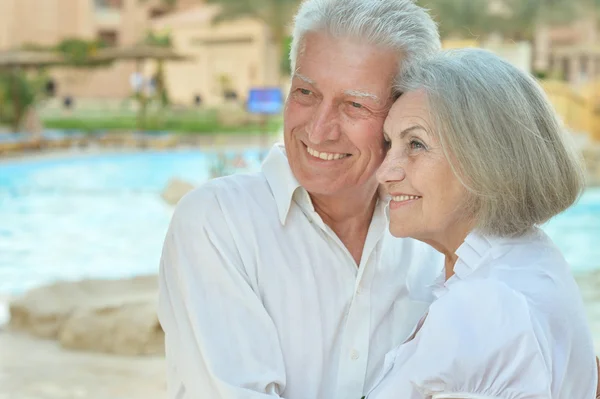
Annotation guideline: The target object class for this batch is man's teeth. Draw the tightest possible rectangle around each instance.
[392,195,420,202]
[306,146,347,160]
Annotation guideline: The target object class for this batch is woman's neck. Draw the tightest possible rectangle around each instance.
[422,222,474,281]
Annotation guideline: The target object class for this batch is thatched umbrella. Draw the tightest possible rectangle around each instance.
[93,45,190,64]
[0,50,67,133]
[92,45,192,130]
[0,50,66,69]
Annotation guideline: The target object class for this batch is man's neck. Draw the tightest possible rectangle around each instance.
[310,184,380,266]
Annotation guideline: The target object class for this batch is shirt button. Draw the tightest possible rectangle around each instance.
[356,285,365,295]
[350,349,360,360]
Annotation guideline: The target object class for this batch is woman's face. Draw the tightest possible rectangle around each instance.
[376,89,472,246]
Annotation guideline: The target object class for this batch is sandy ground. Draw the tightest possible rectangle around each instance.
[1,283,598,399]
[0,330,166,399]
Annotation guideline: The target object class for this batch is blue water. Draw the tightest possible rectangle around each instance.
[0,150,598,296]
[0,150,264,296]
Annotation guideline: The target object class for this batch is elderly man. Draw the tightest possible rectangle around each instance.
[157,0,599,398]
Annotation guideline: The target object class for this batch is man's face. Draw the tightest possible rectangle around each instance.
[283,32,398,197]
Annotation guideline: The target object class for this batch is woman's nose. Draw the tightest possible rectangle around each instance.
[377,152,406,185]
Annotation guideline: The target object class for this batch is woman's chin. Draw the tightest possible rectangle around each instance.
[389,226,416,239]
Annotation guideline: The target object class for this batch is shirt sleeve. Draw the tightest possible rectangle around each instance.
[408,280,553,399]
[157,185,287,398]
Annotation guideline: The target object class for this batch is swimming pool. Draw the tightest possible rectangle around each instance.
[0,150,598,296]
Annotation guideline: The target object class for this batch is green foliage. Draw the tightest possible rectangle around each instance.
[55,38,109,67]
[496,0,579,41]
[144,30,172,48]
[0,71,37,130]
[533,69,548,79]
[140,0,177,7]
[420,0,496,39]
[281,36,293,76]
[43,110,282,134]
[419,0,583,41]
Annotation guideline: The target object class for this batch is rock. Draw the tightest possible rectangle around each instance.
[161,177,195,205]
[8,276,161,355]
[59,298,164,356]
[0,296,10,328]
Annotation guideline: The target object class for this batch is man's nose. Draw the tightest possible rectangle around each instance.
[306,102,341,144]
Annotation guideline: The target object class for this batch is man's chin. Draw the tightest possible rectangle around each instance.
[299,179,344,197]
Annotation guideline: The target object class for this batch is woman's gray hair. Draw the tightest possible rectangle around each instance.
[396,48,586,237]
[290,0,441,77]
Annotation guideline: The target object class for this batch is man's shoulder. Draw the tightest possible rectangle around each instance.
[173,171,273,222]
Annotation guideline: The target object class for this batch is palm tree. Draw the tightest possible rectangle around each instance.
[419,0,497,40]
[494,0,580,42]
[421,0,581,42]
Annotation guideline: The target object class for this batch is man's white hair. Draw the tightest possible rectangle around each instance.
[290,0,441,78]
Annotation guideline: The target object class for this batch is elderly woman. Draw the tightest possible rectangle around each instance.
[368,48,598,399]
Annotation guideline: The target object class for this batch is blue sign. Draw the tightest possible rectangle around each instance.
[247,87,284,115]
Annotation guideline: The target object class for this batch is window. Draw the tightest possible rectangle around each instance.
[98,30,119,47]
[94,0,123,10]
[149,8,169,19]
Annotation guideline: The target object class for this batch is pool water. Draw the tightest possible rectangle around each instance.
[0,150,598,296]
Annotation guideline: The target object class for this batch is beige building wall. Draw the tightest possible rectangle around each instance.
[153,6,280,106]
[0,0,95,49]
[55,0,175,99]
[0,0,279,103]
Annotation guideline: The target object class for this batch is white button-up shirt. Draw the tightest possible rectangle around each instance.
[157,144,443,399]
[367,230,598,399]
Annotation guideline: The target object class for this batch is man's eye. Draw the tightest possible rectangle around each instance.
[350,102,363,108]
[299,88,312,95]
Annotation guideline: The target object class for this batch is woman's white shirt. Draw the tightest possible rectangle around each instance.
[367,229,597,399]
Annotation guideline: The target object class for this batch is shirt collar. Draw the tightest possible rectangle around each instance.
[262,143,304,225]
[431,228,545,299]
[427,231,494,299]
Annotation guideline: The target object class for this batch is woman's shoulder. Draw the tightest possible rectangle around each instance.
[427,278,537,336]
[457,229,580,310]
[367,279,554,399]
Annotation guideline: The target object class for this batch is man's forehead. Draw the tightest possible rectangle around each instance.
[293,72,387,104]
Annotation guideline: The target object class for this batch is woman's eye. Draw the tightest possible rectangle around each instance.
[410,140,425,150]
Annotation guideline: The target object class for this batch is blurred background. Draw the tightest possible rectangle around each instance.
[0,0,599,398]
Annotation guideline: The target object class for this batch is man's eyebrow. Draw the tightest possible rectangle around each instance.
[293,73,316,86]
[344,89,381,104]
